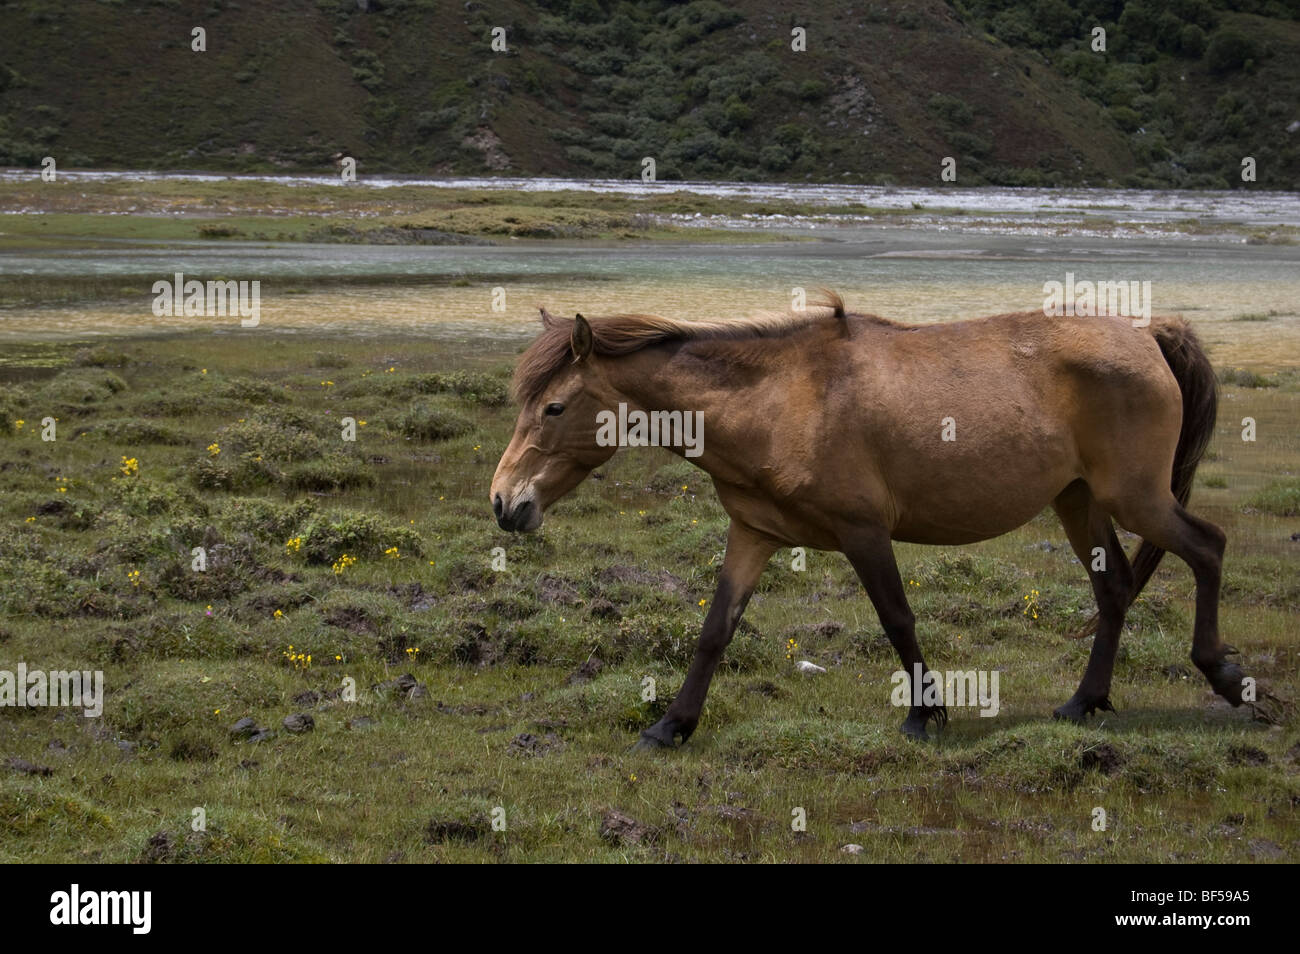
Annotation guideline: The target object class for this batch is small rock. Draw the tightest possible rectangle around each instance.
[795,660,827,674]
[841,843,865,855]
[283,713,314,734]
[292,689,321,706]
[375,673,421,696]
[247,729,275,743]
[229,717,260,739]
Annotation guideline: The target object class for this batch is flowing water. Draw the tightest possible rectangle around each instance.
[2,174,1298,369]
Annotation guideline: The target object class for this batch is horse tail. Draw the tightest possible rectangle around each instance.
[1069,317,1218,639]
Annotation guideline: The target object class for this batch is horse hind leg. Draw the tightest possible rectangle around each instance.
[1102,489,1253,708]
[1051,481,1134,722]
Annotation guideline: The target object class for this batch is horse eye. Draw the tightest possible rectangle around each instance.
[544,402,565,417]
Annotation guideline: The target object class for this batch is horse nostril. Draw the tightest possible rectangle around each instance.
[493,494,503,519]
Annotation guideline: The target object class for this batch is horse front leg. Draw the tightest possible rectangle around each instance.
[636,521,777,749]
[844,531,947,739]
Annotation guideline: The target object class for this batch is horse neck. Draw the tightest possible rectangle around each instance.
[596,342,760,483]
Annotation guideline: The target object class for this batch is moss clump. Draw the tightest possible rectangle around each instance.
[285,454,376,492]
[298,511,423,564]
[397,402,473,442]
[76,417,188,445]
[36,368,128,408]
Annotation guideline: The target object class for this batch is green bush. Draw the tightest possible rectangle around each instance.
[221,497,319,541]
[76,418,188,445]
[928,93,974,127]
[298,511,423,564]
[109,476,209,518]
[193,453,281,492]
[1180,23,1207,58]
[397,402,473,442]
[427,370,508,406]
[216,414,329,461]
[37,369,128,408]
[1205,29,1257,74]
[218,378,288,404]
[797,80,826,101]
[285,454,376,492]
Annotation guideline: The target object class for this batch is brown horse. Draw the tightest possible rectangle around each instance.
[490,293,1255,747]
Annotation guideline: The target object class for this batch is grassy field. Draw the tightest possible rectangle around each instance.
[0,327,1296,863]
[0,175,826,257]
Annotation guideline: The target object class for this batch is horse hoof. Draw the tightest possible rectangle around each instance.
[900,721,929,741]
[634,723,679,751]
[1052,705,1086,724]
[1053,694,1115,723]
[1208,661,1248,706]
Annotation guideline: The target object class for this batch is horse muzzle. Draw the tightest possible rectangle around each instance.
[492,492,542,533]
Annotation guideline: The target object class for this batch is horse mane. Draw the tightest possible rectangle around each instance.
[513,291,885,404]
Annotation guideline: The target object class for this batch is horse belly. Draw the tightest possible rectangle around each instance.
[892,501,1051,545]
[887,458,1074,545]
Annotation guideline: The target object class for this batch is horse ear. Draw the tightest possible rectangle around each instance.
[539,307,555,327]
[571,313,594,363]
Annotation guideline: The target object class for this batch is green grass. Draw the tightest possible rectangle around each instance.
[1245,478,1300,517]
[1218,367,1280,389]
[0,333,1297,863]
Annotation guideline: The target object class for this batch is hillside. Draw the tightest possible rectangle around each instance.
[1,0,1297,188]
